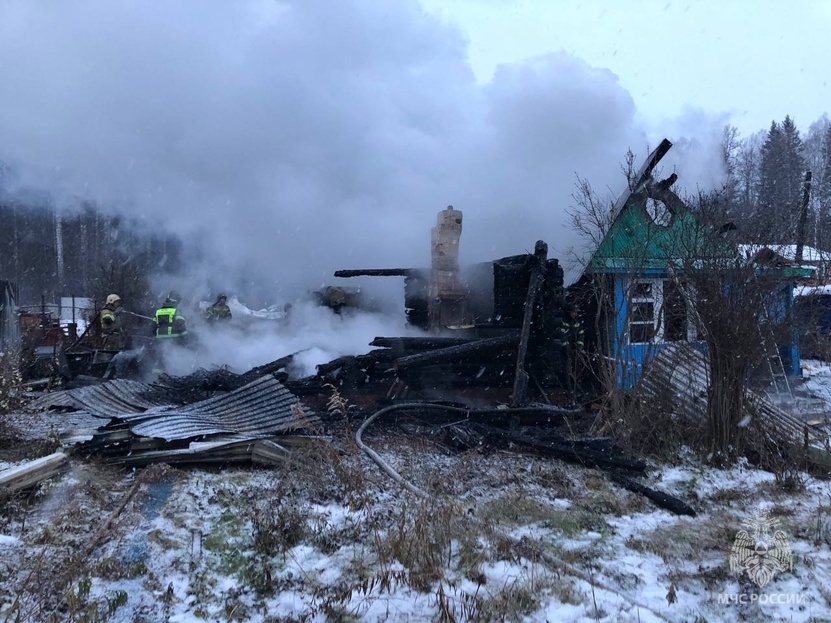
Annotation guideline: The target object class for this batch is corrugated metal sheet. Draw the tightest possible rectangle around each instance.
[639,343,710,424]
[640,342,828,448]
[27,379,171,416]
[113,375,316,441]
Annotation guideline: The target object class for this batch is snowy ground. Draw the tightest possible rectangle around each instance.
[2,368,831,622]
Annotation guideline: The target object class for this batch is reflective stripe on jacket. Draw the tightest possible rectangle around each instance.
[154,306,187,338]
[100,308,118,332]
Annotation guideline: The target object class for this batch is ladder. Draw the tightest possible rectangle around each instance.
[758,309,792,398]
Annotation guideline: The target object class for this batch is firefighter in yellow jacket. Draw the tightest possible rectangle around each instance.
[153,291,188,341]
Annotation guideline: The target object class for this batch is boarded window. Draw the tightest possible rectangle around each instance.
[663,280,688,341]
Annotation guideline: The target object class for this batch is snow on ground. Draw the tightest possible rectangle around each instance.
[2,364,831,621]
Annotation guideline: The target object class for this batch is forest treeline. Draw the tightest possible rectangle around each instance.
[2,113,831,308]
[721,115,831,247]
[0,186,181,309]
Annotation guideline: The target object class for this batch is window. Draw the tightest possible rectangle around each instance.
[629,279,660,343]
[628,278,699,344]
[645,198,672,226]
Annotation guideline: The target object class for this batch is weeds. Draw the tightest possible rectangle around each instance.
[596,380,706,463]
[251,497,308,558]
[380,500,463,592]
[0,350,25,416]
[53,577,128,623]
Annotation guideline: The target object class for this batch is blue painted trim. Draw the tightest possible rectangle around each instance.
[606,274,803,387]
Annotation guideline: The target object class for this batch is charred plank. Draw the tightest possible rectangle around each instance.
[394,333,519,371]
[609,471,697,517]
[334,268,420,278]
[466,422,646,472]
[370,336,476,350]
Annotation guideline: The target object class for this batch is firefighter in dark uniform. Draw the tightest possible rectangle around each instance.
[205,293,232,322]
[150,291,188,374]
[100,293,127,350]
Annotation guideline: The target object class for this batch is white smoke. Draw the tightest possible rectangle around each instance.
[0,0,729,370]
[159,300,416,377]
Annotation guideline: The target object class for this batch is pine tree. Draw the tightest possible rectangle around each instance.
[755,116,806,243]
[800,116,831,248]
[818,124,831,247]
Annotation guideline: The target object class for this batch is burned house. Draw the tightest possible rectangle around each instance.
[333,206,571,408]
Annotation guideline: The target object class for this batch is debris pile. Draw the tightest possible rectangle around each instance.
[28,375,319,467]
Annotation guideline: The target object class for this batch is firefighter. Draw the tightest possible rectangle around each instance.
[153,291,188,340]
[205,293,232,322]
[320,286,347,314]
[559,305,585,350]
[100,293,127,350]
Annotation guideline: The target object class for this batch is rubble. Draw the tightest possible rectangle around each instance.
[28,375,319,467]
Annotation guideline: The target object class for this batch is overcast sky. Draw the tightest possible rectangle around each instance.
[422,0,831,138]
[0,0,827,303]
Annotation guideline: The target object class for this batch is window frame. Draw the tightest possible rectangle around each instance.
[628,278,663,344]
[627,277,700,345]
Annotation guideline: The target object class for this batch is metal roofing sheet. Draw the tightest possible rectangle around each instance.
[27,379,171,416]
[120,376,316,441]
[641,343,826,446]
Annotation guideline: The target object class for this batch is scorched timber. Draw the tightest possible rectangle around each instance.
[608,471,697,517]
[511,240,547,407]
[394,333,519,371]
[455,421,647,473]
[370,336,476,350]
[334,268,421,278]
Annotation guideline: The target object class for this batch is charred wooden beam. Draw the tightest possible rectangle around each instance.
[394,333,518,371]
[645,175,687,216]
[635,138,673,190]
[440,420,646,472]
[316,355,359,376]
[489,427,646,472]
[467,405,583,426]
[609,471,697,517]
[243,352,297,379]
[370,336,476,350]
[315,349,398,377]
[334,268,420,278]
[511,240,548,407]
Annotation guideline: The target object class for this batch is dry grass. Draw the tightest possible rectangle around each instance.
[8,376,815,622]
